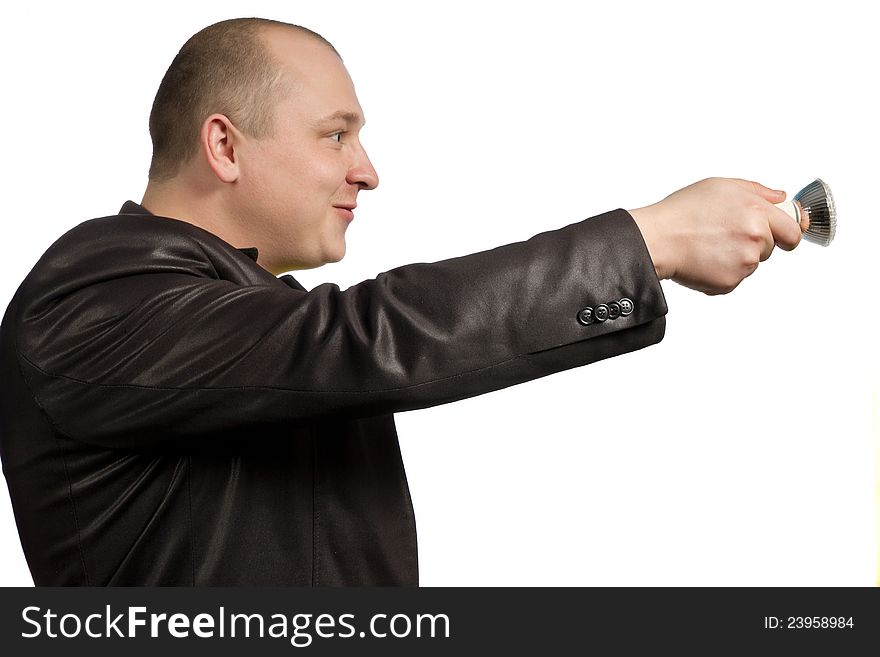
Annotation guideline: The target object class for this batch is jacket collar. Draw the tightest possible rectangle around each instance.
[118,200,306,291]
[119,200,259,263]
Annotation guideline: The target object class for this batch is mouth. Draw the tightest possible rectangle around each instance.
[333,206,355,222]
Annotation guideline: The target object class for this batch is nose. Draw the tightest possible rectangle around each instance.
[347,142,379,191]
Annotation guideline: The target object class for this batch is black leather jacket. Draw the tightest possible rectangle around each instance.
[0,201,667,585]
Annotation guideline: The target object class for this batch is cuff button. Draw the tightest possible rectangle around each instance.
[577,307,595,326]
[594,304,610,322]
[607,301,621,320]
[619,298,634,316]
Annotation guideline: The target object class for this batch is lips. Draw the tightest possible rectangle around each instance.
[334,206,355,221]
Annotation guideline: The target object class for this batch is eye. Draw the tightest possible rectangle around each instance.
[330,131,345,143]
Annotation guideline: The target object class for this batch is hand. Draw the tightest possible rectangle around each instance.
[628,177,803,295]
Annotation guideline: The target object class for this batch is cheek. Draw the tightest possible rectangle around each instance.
[248,140,346,214]
[310,152,346,190]
[285,151,339,198]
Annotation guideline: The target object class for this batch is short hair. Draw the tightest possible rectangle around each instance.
[147,18,340,182]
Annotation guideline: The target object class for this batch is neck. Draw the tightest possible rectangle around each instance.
[140,178,255,255]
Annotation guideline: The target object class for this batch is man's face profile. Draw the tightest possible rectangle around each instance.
[230,27,379,273]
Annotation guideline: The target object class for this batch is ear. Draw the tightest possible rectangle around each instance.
[201,113,240,183]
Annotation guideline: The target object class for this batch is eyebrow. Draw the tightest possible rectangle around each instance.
[312,111,365,127]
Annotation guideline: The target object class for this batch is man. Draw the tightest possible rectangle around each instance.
[0,18,802,586]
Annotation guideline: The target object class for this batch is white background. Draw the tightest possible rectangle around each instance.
[1,0,877,586]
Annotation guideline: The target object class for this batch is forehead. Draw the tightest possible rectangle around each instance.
[263,28,365,125]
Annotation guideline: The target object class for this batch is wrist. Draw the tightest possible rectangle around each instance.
[628,205,673,280]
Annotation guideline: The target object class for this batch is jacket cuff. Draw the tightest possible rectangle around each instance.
[515,208,668,355]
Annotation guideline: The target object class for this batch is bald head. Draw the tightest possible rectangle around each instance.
[141,17,376,275]
[147,18,340,183]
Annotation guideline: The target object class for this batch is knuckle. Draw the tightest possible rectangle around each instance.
[703,176,723,191]
[719,273,742,294]
[744,214,768,241]
[739,246,760,268]
[746,226,764,242]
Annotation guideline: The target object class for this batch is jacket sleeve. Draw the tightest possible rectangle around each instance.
[14,209,667,448]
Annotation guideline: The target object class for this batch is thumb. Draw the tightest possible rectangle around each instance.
[731,178,786,203]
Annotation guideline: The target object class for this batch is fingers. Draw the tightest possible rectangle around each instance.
[768,203,802,251]
[730,177,801,251]
[798,202,811,234]
[730,178,787,204]
[758,235,775,262]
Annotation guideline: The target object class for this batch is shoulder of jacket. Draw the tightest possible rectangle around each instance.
[54,213,225,275]
[28,211,267,290]
[7,212,260,326]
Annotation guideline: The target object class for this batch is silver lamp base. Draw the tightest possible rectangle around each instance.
[776,178,837,246]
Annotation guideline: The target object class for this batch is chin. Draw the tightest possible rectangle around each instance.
[325,242,346,263]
